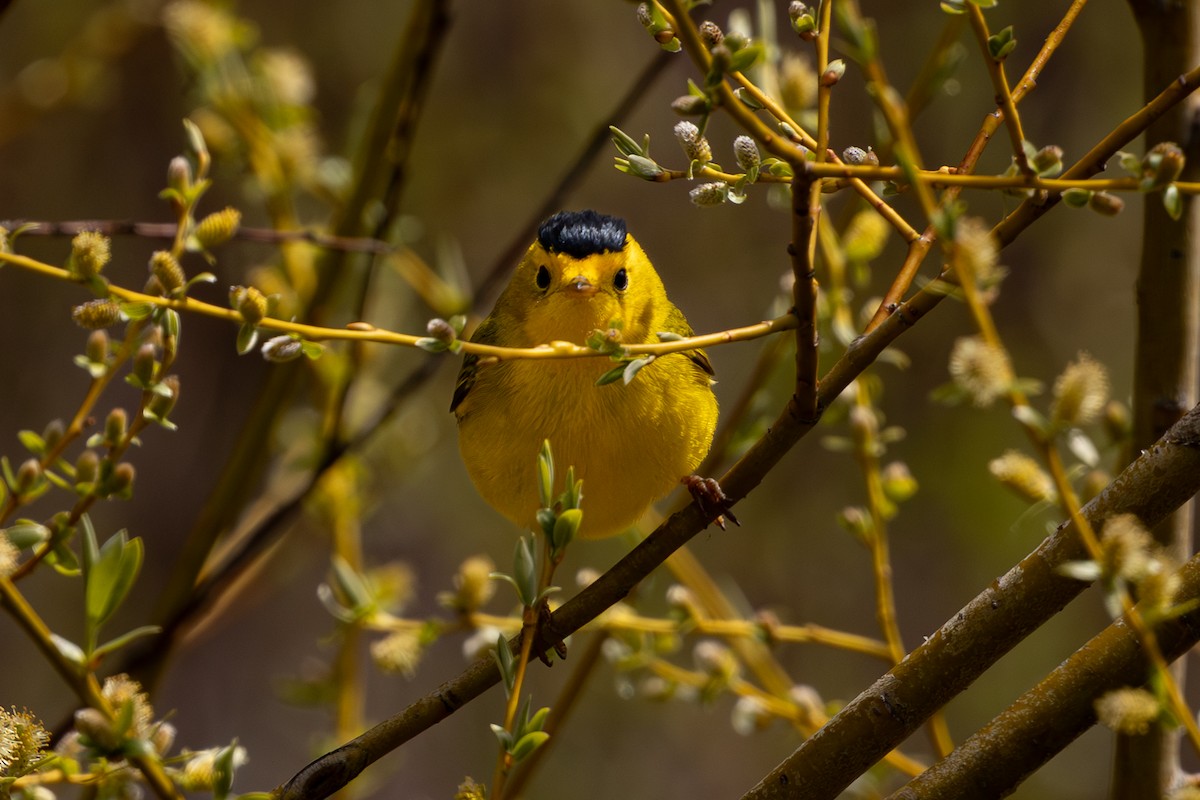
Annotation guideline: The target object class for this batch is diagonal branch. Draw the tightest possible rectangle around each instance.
[738,403,1200,800]
[887,549,1200,798]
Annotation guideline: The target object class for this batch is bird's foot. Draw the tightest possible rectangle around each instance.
[682,475,741,530]
[532,600,568,666]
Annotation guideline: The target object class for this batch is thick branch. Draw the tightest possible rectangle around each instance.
[888,551,1200,799]
[739,403,1200,800]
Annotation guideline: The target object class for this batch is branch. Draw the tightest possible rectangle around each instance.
[738,403,1200,800]
[888,552,1200,798]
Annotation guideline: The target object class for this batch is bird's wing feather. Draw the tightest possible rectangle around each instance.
[662,302,715,377]
[450,313,502,413]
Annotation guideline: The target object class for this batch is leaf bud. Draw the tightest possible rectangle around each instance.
[15,458,42,494]
[104,408,128,446]
[42,419,65,451]
[147,375,181,422]
[623,154,664,181]
[193,206,241,249]
[1030,144,1064,176]
[106,462,136,497]
[671,94,709,116]
[880,461,918,503]
[789,2,817,38]
[132,343,158,385]
[149,250,186,294]
[1144,141,1185,188]
[1088,191,1125,216]
[85,329,110,363]
[426,317,457,344]
[820,59,847,87]
[75,450,100,486]
[167,156,192,194]
[68,230,111,279]
[72,299,123,330]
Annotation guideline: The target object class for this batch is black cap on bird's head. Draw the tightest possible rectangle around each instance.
[538,210,627,259]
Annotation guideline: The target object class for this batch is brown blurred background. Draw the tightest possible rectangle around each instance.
[0,1,1164,797]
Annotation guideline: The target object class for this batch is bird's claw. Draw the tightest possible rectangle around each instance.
[682,475,741,530]
[533,600,568,666]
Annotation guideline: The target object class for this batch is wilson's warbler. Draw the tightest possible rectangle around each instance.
[452,210,728,539]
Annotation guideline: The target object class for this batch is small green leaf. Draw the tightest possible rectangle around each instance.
[1062,188,1092,208]
[18,430,45,455]
[536,440,554,509]
[622,356,655,384]
[51,634,86,667]
[512,536,537,608]
[596,363,627,386]
[527,706,551,732]
[609,126,648,158]
[490,723,514,751]
[329,555,375,617]
[301,340,325,359]
[118,301,154,321]
[509,731,550,762]
[236,323,259,355]
[211,741,241,800]
[85,530,143,645]
[1163,183,1183,221]
[727,43,765,74]
[415,337,449,353]
[91,625,162,662]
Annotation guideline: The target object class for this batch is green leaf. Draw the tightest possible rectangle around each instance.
[329,555,374,616]
[84,529,143,650]
[1163,183,1183,221]
[622,356,655,384]
[211,741,241,800]
[489,724,514,751]
[596,363,627,386]
[18,430,45,455]
[512,536,537,608]
[90,625,162,662]
[509,731,550,762]
[50,634,86,667]
[235,323,259,355]
[536,440,554,509]
[301,340,325,359]
[1062,188,1092,208]
[118,301,154,321]
[609,126,648,158]
[727,43,765,74]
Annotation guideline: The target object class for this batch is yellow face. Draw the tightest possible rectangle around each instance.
[504,235,664,346]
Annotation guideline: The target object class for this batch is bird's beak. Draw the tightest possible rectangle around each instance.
[563,275,597,297]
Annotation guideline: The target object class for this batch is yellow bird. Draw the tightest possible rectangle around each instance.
[451,210,727,539]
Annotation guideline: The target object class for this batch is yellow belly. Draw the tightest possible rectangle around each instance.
[455,354,717,538]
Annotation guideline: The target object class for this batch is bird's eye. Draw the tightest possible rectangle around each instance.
[535,265,551,290]
[613,267,629,292]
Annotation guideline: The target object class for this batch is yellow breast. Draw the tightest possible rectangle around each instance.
[455,352,716,538]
